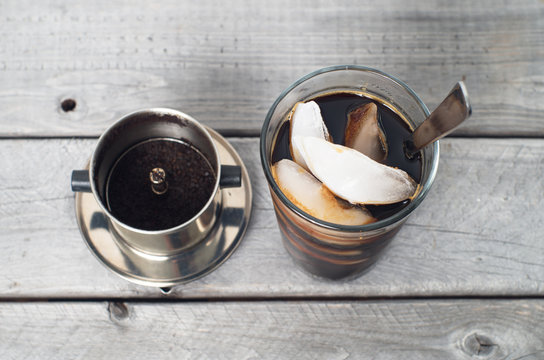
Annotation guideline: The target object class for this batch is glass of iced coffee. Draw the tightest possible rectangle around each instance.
[260,65,439,279]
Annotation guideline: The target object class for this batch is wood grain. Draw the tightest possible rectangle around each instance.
[0,300,543,359]
[0,0,543,137]
[0,137,543,298]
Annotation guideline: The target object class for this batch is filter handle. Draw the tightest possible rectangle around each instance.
[219,165,242,188]
[71,170,92,192]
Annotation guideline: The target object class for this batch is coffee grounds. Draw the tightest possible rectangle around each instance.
[106,139,216,230]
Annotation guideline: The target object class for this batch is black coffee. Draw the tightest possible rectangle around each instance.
[271,91,422,220]
[106,138,216,230]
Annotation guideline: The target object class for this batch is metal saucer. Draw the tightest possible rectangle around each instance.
[75,127,252,288]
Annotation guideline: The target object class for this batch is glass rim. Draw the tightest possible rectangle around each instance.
[260,65,439,233]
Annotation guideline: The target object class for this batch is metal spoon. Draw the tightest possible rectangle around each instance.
[405,81,472,158]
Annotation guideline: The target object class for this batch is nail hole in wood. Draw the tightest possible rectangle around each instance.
[61,98,77,112]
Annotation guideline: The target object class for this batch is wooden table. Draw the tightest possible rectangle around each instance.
[1,1,543,358]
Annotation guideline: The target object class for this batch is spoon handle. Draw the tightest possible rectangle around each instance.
[410,81,472,152]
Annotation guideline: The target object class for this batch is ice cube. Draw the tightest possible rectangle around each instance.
[345,102,388,163]
[294,136,416,205]
[289,101,330,170]
[272,159,375,226]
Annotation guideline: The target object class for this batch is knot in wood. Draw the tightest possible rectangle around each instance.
[462,332,497,357]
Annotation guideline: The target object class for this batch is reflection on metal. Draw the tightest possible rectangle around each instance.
[74,127,252,288]
[150,167,168,195]
[408,81,471,154]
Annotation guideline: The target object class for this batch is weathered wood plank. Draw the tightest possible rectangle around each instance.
[0,300,543,359]
[0,0,543,136]
[0,137,543,298]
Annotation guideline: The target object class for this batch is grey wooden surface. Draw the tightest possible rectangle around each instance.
[1,0,544,358]
[2,300,543,360]
[0,0,543,137]
[1,138,543,298]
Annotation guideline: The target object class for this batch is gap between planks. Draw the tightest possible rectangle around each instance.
[5,133,544,140]
[1,295,543,304]
[0,128,262,140]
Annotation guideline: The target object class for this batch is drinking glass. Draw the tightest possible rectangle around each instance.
[260,65,439,279]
